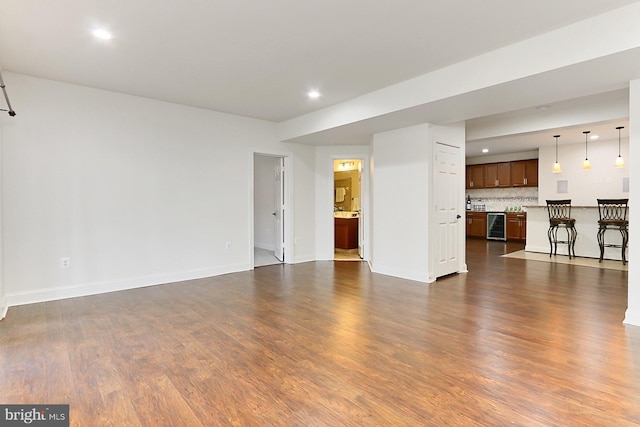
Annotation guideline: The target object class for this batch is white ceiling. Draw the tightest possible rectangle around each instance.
[0,0,638,151]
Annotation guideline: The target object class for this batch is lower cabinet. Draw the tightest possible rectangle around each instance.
[506,213,527,241]
[466,212,487,239]
[335,217,359,249]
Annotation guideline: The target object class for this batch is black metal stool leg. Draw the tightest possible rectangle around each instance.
[597,226,605,263]
[621,227,628,265]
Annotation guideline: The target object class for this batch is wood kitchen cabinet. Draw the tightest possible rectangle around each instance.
[466,165,485,189]
[506,212,527,241]
[466,212,487,239]
[483,162,511,188]
[335,217,359,249]
[510,159,538,187]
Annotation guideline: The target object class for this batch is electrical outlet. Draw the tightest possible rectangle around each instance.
[225,242,231,250]
[60,257,70,268]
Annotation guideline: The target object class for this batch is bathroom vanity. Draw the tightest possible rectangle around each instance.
[334,212,359,249]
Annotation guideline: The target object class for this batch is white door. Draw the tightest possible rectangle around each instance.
[274,158,285,262]
[434,143,460,278]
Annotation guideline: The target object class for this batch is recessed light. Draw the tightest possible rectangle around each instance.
[482,148,489,153]
[536,105,550,111]
[92,28,113,40]
[590,134,599,140]
[307,90,321,99]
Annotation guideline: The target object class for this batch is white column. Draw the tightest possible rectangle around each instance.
[624,80,640,326]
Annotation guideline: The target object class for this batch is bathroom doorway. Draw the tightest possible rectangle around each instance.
[334,159,363,261]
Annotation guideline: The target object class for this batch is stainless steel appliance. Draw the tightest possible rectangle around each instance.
[487,212,507,241]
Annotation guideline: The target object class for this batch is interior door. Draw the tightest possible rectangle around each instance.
[435,143,460,278]
[274,158,284,262]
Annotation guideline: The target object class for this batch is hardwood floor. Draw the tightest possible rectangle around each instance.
[1,240,639,426]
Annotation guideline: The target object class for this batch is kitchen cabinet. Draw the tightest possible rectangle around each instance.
[466,212,487,239]
[466,159,538,189]
[335,217,359,249]
[506,212,527,241]
[510,159,538,187]
[484,162,511,188]
[466,165,485,189]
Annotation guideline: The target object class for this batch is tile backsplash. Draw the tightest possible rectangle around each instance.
[466,187,539,211]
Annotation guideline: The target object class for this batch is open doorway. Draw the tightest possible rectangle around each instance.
[334,159,363,261]
[254,154,285,267]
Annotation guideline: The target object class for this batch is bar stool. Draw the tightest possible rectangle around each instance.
[546,199,577,258]
[597,198,629,265]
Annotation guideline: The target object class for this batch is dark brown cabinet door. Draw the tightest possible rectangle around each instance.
[466,212,487,238]
[484,163,511,188]
[511,159,538,187]
[524,159,538,187]
[506,213,527,241]
[466,165,485,189]
[335,218,359,249]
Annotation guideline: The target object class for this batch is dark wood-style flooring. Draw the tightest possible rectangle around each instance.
[1,240,639,426]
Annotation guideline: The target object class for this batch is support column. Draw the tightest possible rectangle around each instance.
[624,79,640,326]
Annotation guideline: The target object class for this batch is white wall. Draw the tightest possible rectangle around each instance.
[253,155,278,251]
[0,103,4,318]
[314,145,371,261]
[1,72,314,308]
[538,137,629,206]
[284,142,316,263]
[626,80,640,326]
[371,124,431,282]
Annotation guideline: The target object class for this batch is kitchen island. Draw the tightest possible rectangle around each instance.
[525,205,629,261]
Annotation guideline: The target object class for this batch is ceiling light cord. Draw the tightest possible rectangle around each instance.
[552,135,561,173]
[0,71,16,117]
[615,126,624,168]
[582,131,591,170]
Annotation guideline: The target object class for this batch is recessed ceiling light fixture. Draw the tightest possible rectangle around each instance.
[482,148,489,153]
[590,134,599,140]
[92,28,113,40]
[307,90,321,99]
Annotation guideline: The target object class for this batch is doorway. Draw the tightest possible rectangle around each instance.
[253,154,285,267]
[333,159,363,261]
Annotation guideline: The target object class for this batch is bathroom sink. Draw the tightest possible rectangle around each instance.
[334,211,359,218]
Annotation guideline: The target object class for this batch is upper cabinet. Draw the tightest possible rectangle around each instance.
[466,165,484,188]
[466,159,538,189]
[510,159,538,187]
[484,162,511,188]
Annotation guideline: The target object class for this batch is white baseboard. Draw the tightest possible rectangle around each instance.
[370,264,430,283]
[5,263,251,309]
[293,253,316,264]
[0,297,7,320]
[624,309,640,327]
[254,242,275,251]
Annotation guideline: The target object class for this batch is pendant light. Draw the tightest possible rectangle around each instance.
[615,126,624,168]
[582,130,591,170]
[552,134,561,173]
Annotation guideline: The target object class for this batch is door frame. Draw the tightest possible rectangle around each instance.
[251,152,292,267]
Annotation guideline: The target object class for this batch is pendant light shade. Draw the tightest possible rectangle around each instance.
[552,134,561,173]
[615,126,624,168]
[582,131,591,170]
